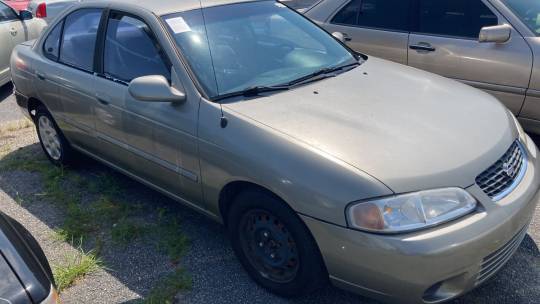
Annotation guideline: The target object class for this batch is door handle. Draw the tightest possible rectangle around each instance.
[342,33,352,42]
[95,92,111,105]
[10,28,17,36]
[97,98,110,105]
[36,72,46,81]
[409,43,436,52]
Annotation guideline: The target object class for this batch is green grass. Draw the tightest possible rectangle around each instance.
[155,218,190,264]
[144,268,191,304]
[53,248,102,292]
[0,142,192,298]
[111,217,148,245]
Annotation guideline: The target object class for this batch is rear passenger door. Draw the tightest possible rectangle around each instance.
[55,8,103,148]
[322,0,412,64]
[95,11,201,203]
[408,0,533,114]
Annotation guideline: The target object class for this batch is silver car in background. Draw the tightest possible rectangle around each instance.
[305,0,540,132]
[0,0,44,87]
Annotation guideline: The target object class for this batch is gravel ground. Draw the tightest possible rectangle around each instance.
[0,90,538,303]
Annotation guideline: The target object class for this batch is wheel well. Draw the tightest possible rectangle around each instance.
[27,97,45,121]
[219,181,280,227]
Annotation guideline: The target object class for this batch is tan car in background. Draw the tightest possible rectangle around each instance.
[0,0,44,87]
[9,0,540,303]
[305,0,540,133]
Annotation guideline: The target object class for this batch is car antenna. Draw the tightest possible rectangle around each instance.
[198,0,227,129]
[220,104,228,128]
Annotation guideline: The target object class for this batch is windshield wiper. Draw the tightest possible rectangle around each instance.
[214,85,290,101]
[287,62,360,86]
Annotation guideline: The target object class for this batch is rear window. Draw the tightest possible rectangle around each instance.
[59,8,103,71]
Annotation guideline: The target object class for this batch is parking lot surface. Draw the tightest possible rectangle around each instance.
[0,83,24,124]
[0,84,538,303]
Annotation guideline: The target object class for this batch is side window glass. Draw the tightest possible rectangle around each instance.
[332,0,361,26]
[332,0,411,32]
[59,8,102,71]
[418,0,499,38]
[104,13,170,83]
[0,2,18,22]
[43,21,63,61]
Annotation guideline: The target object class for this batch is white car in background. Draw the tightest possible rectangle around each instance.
[0,0,45,87]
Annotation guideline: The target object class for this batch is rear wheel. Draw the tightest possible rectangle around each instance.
[35,106,75,166]
[227,190,327,297]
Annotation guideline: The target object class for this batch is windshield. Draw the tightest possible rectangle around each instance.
[503,0,540,36]
[163,1,357,98]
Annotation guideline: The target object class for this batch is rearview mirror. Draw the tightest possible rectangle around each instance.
[128,75,186,103]
[19,10,33,21]
[479,25,511,43]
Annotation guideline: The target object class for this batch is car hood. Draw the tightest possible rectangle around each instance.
[224,57,517,193]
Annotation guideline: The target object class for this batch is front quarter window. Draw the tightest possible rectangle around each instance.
[503,0,540,36]
[163,1,356,98]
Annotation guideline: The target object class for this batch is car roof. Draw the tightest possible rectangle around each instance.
[84,0,265,16]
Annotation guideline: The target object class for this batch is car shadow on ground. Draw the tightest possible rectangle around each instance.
[0,142,538,304]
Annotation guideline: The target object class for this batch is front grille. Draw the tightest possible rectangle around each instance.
[475,226,527,286]
[476,141,526,201]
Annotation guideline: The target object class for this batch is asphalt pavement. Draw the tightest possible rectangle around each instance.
[0,83,24,124]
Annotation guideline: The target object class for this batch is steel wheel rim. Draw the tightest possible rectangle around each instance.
[239,209,300,283]
[38,116,62,161]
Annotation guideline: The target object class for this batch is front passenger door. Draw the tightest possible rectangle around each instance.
[408,0,533,114]
[322,0,412,64]
[94,11,202,204]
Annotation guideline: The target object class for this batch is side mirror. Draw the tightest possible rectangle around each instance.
[128,75,186,103]
[332,32,346,43]
[479,25,511,43]
[19,10,33,21]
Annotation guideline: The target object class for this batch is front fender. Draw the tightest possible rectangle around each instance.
[198,99,392,226]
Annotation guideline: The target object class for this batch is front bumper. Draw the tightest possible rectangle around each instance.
[303,136,540,304]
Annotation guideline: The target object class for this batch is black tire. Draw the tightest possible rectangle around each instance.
[227,189,328,297]
[35,105,75,166]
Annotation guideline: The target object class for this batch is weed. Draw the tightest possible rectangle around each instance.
[53,248,102,292]
[155,218,189,263]
[144,268,191,304]
[111,217,148,245]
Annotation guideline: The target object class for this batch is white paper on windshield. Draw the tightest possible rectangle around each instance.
[166,17,191,34]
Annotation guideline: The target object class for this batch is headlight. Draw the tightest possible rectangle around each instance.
[346,188,477,233]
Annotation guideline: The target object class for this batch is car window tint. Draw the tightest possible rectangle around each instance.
[43,21,63,61]
[104,14,170,83]
[332,0,411,32]
[0,2,18,21]
[59,8,102,71]
[418,0,498,38]
[332,0,361,26]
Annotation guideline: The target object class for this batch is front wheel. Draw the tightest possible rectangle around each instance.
[35,106,75,166]
[227,190,328,297]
